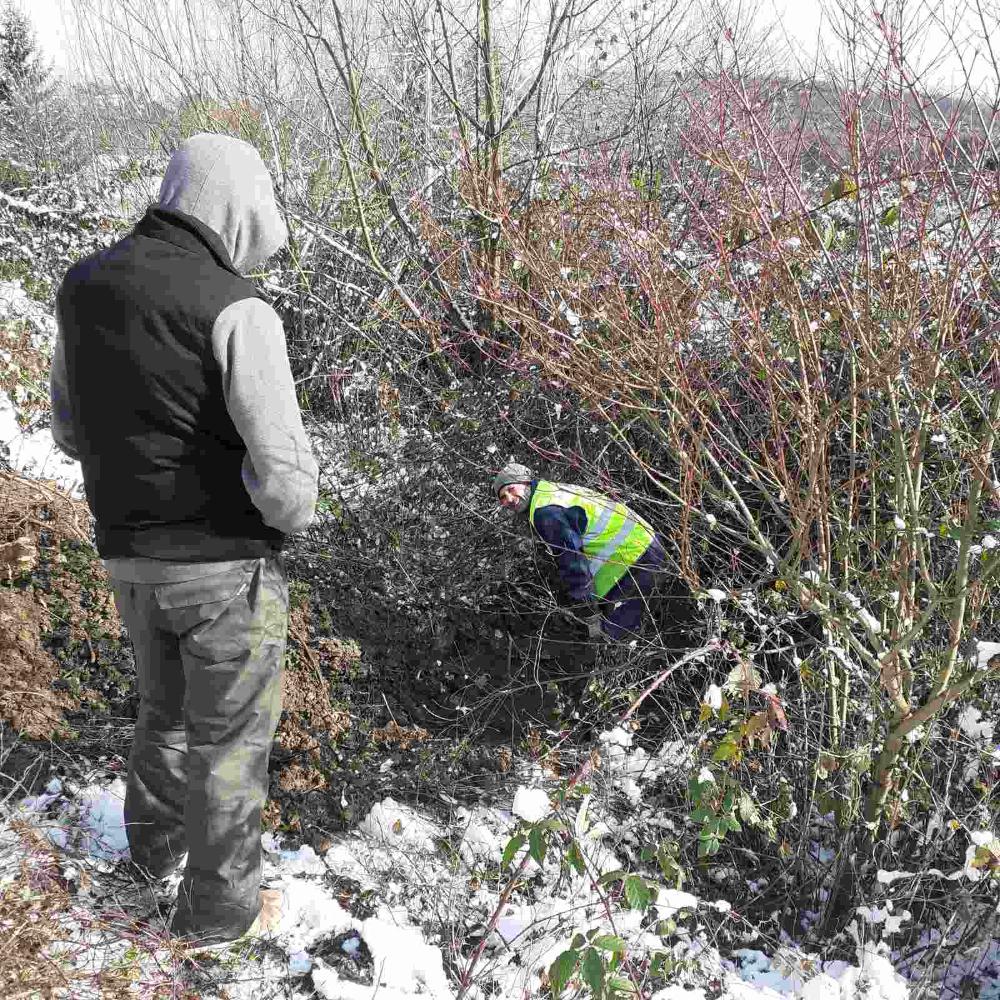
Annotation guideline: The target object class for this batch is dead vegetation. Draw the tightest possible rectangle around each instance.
[0,822,77,998]
[0,318,51,432]
[0,472,110,739]
[278,602,354,758]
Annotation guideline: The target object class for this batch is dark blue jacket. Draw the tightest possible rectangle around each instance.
[529,481,595,602]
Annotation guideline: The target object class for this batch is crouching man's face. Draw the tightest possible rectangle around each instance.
[498,483,531,514]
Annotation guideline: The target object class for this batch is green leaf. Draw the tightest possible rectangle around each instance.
[591,934,628,955]
[581,948,606,998]
[529,826,548,865]
[598,869,626,887]
[567,840,586,875]
[501,832,525,868]
[879,203,899,226]
[624,875,651,910]
[549,949,579,998]
[822,222,835,249]
[607,976,639,997]
[713,739,740,761]
[823,175,857,203]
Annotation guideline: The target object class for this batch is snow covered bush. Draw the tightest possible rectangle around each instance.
[415,3,1000,944]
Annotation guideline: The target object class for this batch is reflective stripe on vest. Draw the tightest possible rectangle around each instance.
[529,481,655,597]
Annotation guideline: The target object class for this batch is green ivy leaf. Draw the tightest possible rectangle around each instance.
[698,835,720,857]
[581,948,606,998]
[592,934,628,955]
[624,874,651,910]
[549,949,579,998]
[501,832,526,868]
[529,826,548,865]
[607,975,639,997]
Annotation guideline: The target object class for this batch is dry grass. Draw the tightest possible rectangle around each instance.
[0,472,120,740]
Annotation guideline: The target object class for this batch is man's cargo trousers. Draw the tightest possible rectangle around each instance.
[109,555,288,943]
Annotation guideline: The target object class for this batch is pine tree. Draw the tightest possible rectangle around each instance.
[0,3,46,106]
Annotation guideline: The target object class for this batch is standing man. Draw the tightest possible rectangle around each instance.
[493,462,665,641]
[50,134,318,947]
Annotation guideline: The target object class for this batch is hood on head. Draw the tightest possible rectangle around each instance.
[157,132,288,273]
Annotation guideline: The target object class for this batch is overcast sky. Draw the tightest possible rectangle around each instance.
[12,0,998,95]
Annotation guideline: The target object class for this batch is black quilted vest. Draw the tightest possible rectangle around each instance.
[57,207,285,559]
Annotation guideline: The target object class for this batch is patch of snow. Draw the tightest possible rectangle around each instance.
[704,684,724,711]
[654,889,700,918]
[454,805,513,865]
[0,394,85,494]
[599,726,634,749]
[975,640,1000,670]
[512,786,552,823]
[958,706,994,742]
[361,917,453,997]
[360,796,442,850]
[837,943,909,999]
[3,764,973,1000]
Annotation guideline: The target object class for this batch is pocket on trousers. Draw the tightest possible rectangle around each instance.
[153,560,259,611]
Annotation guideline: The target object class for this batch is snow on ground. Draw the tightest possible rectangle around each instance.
[0,390,84,495]
[1,730,958,1000]
[0,279,85,495]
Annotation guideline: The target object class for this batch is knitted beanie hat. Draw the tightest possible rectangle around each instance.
[492,461,533,497]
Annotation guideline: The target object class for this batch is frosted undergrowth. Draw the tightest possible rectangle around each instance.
[6,724,990,998]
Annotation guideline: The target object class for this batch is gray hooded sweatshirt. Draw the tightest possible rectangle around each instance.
[50,134,318,581]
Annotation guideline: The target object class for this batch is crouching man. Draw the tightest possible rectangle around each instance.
[50,133,318,947]
[492,462,665,642]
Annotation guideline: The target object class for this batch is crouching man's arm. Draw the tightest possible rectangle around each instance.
[532,504,597,610]
[212,297,319,534]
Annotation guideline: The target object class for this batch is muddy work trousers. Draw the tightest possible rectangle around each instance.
[110,556,288,943]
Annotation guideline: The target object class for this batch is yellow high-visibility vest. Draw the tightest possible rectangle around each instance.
[529,481,655,597]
